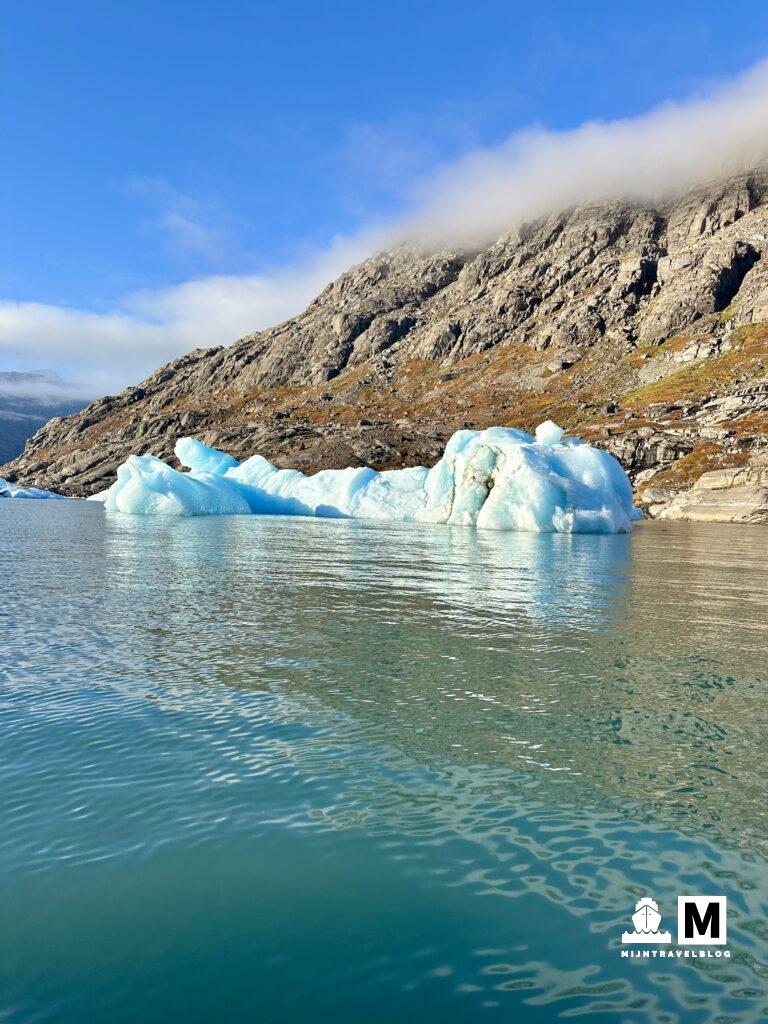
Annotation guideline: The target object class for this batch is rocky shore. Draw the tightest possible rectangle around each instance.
[4,173,768,523]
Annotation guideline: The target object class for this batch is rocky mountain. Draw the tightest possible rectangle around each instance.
[4,172,768,522]
[0,372,89,464]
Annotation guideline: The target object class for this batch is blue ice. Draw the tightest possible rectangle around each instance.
[0,478,65,500]
[100,421,641,534]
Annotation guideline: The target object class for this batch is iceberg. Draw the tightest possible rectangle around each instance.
[100,421,640,534]
[0,477,65,500]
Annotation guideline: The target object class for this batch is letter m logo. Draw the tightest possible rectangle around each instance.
[677,896,727,945]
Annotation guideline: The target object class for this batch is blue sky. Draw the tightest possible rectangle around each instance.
[3,1,768,391]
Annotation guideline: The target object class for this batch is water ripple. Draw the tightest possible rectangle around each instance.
[1,501,767,1022]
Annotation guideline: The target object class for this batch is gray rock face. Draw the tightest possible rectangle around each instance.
[4,171,768,523]
[654,465,768,523]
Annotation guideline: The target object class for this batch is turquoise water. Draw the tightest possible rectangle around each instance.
[2,500,767,1023]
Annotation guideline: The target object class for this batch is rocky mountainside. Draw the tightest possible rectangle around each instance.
[4,172,768,521]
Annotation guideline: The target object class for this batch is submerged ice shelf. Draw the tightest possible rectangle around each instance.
[101,421,641,534]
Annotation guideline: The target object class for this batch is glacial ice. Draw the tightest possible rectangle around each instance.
[100,421,640,533]
[0,478,65,500]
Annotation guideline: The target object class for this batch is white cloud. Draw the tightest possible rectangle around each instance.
[0,234,372,394]
[3,61,768,395]
[123,176,242,266]
[398,61,768,246]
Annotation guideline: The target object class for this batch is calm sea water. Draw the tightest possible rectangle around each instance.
[2,500,767,1023]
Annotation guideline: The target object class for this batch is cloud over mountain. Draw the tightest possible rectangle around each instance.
[3,60,768,393]
[399,60,768,246]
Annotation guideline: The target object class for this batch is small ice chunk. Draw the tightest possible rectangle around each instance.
[535,420,565,446]
[0,477,65,500]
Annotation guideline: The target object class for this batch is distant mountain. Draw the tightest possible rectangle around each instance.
[5,173,768,522]
[0,372,89,464]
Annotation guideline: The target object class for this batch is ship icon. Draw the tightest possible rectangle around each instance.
[621,896,672,943]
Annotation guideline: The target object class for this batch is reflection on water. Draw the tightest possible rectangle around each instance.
[1,500,767,1023]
